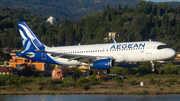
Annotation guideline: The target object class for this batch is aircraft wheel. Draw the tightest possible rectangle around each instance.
[103,69,110,74]
[86,70,93,75]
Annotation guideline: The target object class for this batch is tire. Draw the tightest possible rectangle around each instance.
[86,70,93,75]
[103,69,110,74]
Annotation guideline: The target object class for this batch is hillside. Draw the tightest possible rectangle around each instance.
[0,0,180,22]
[0,1,180,51]
[0,0,139,22]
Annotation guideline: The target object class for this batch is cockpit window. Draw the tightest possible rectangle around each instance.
[157,45,169,49]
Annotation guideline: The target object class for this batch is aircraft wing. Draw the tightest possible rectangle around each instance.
[37,50,114,63]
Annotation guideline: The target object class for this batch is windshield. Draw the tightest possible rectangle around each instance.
[157,45,169,49]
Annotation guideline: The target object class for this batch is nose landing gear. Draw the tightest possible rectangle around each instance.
[150,61,155,72]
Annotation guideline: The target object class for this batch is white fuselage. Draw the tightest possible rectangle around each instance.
[45,41,176,65]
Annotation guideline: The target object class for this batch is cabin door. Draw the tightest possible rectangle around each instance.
[146,43,152,54]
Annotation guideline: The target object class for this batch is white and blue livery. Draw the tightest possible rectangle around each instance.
[16,22,176,75]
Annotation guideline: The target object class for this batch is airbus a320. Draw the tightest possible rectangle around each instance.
[16,22,176,75]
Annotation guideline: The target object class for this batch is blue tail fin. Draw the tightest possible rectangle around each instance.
[17,22,45,51]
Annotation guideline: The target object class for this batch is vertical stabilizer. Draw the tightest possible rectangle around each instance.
[17,22,45,50]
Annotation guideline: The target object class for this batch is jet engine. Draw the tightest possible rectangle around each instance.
[91,59,115,69]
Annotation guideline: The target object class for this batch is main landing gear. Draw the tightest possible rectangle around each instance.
[86,66,93,75]
[86,70,93,75]
[86,69,111,75]
[103,69,110,75]
[150,61,155,72]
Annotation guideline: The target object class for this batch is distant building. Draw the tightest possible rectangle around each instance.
[2,48,11,53]
[78,66,88,75]
[52,67,74,80]
[104,32,117,42]
[0,66,18,75]
[108,32,116,40]
[46,16,56,24]
[175,52,180,61]
[0,66,9,75]
[9,57,52,73]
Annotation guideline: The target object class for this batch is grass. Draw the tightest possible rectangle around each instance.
[1,74,180,95]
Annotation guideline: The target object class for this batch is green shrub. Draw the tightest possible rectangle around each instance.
[63,76,75,87]
[0,75,11,86]
[52,79,63,84]
[113,76,123,83]
[89,75,100,85]
[38,86,44,90]
[46,84,57,91]
[135,73,141,78]
[136,65,151,75]
[47,79,63,85]
[0,86,5,90]
[149,79,157,85]
[177,81,180,84]
[82,84,89,90]
[76,78,90,87]
[163,65,180,75]
[98,76,108,82]
[165,79,177,85]
[116,83,124,87]
[129,80,137,85]
[166,62,174,66]
[9,85,20,90]
[37,81,45,86]
[71,67,82,77]
[0,75,30,86]
[178,69,180,75]
[13,76,27,85]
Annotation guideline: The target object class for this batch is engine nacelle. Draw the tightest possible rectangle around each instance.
[119,62,140,68]
[91,59,115,69]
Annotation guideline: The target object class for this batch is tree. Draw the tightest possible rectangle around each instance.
[107,4,110,11]
[155,12,159,30]
[106,13,111,22]
[138,0,146,7]
[168,22,172,36]
[118,4,121,11]
[31,16,38,23]
[177,22,180,37]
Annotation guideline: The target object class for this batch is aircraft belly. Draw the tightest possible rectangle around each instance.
[126,51,146,62]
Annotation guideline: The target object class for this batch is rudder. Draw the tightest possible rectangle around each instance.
[17,21,45,51]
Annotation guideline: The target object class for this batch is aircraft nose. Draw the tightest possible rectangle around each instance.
[169,49,176,58]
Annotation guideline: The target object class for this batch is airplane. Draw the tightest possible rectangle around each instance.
[16,21,176,75]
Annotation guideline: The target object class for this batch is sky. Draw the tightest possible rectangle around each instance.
[145,0,180,2]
